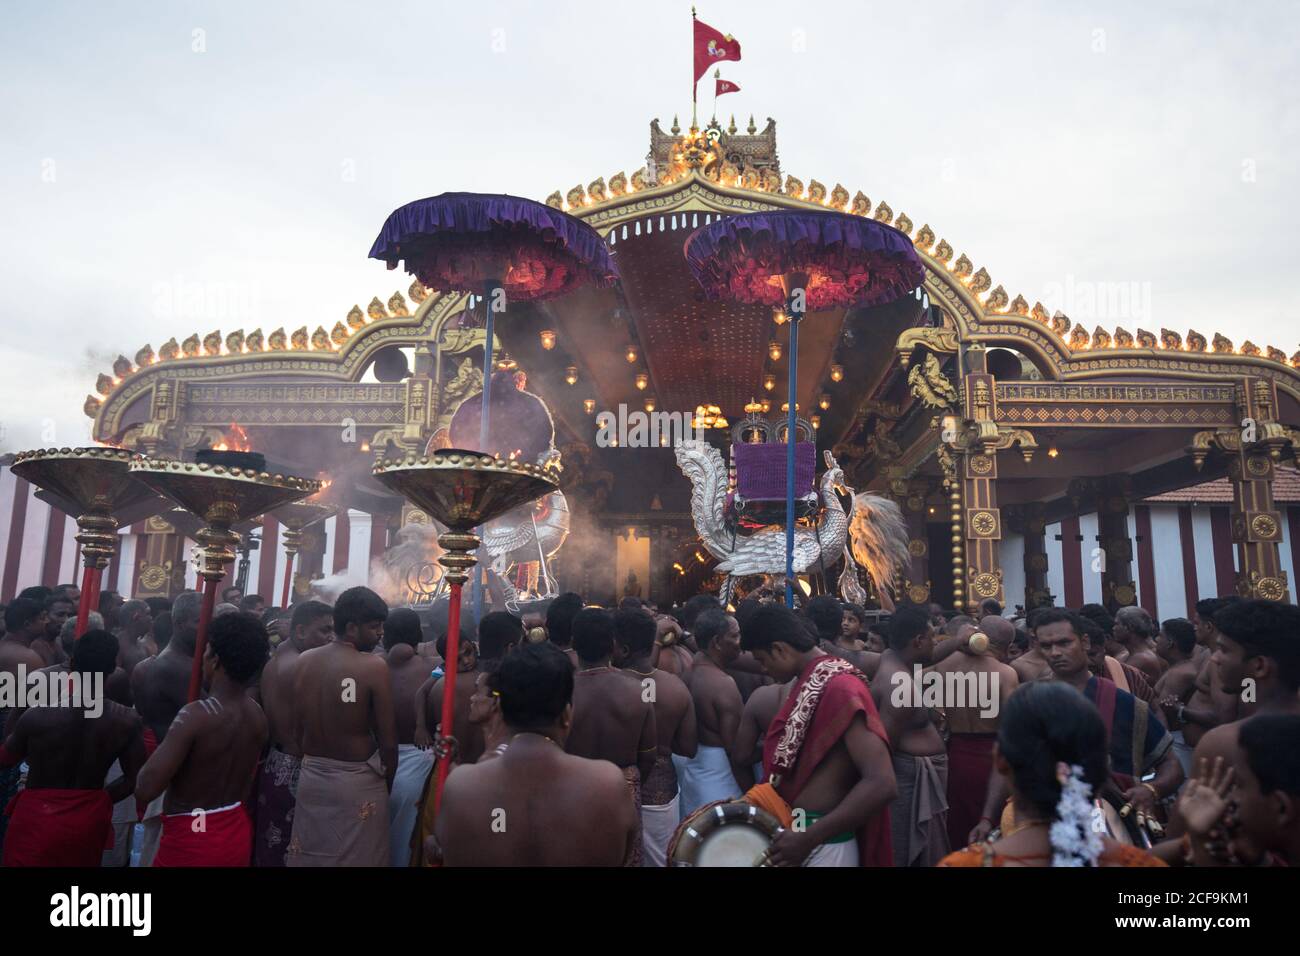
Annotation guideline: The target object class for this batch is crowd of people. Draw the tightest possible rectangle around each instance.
[0,577,1296,868]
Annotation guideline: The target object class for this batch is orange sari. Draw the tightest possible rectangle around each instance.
[938,840,1166,867]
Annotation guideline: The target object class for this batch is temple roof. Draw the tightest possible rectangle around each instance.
[1143,466,1300,504]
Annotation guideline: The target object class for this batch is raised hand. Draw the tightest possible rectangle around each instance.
[1177,755,1234,837]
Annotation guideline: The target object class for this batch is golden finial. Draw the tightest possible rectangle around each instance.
[671,115,681,135]
[112,355,133,378]
[1092,326,1112,349]
[1030,302,1049,323]
[1009,294,1029,316]
[1186,330,1207,352]
[914,224,935,250]
[135,344,155,366]
[747,114,756,134]
[290,326,309,350]
[895,213,913,235]
[311,327,331,350]
[1211,333,1233,353]
[331,321,349,346]
[268,328,287,351]
[347,305,366,329]
[587,177,607,202]
[408,280,429,304]
[1136,329,1157,348]
[95,373,114,395]
[159,337,180,360]
[783,175,804,198]
[1113,327,1134,348]
[1267,345,1287,363]
[1240,340,1260,356]
[932,240,953,263]
[850,191,871,216]
[873,201,893,224]
[952,255,973,278]
[203,330,222,356]
[181,334,200,357]
[367,297,388,321]
[1160,328,1182,350]
[387,291,409,317]
[83,395,100,419]
[830,184,849,210]
[544,191,563,209]
[969,267,991,294]
[245,328,264,352]
[727,114,737,135]
[566,184,586,208]
[1052,312,1072,337]
[985,285,1008,311]
[608,172,627,196]
[807,180,827,203]
[1069,324,1090,349]
[225,330,244,354]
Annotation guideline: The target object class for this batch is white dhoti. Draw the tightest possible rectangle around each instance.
[101,760,137,867]
[388,744,434,868]
[805,839,860,867]
[134,790,166,867]
[672,745,740,819]
[640,792,680,867]
[1171,730,1194,784]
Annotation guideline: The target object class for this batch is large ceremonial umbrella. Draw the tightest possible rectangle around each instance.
[683,209,924,607]
[369,192,617,619]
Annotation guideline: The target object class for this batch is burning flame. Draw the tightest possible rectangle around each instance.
[211,422,251,452]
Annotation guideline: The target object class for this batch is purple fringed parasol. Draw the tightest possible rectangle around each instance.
[368,192,618,299]
[682,209,923,311]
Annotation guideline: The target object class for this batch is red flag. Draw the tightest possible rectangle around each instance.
[694,18,741,82]
[716,78,741,96]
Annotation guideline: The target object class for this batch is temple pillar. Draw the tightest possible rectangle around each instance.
[887,471,933,607]
[1096,474,1137,610]
[133,513,190,599]
[1006,502,1053,610]
[1228,450,1289,601]
[293,525,328,600]
[962,448,1003,613]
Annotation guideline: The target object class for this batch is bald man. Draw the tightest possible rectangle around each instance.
[926,615,1019,848]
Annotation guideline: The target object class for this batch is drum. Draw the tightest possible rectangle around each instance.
[668,800,785,867]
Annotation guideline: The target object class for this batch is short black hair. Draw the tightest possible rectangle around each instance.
[1074,615,1106,649]
[888,605,932,650]
[617,596,644,611]
[494,642,574,731]
[435,631,474,662]
[571,607,615,664]
[1076,603,1115,635]
[333,587,388,635]
[614,607,657,656]
[1161,618,1197,656]
[1214,599,1300,691]
[693,608,732,650]
[979,598,1003,618]
[221,586,242,602]
[4,598,44,632]
[843,603,867,625]
[806,595,843,641]
[44,593,73,611]
[683,594,723,630]
[17,586,51,604]
[207,611,271,685]
[384,607,423,650]
[545,593,584,648]
[1239,714,1300,797]
[239,593,266,611]
[70,629,119,676]
[478,611,524,660]
[152,610,173,651]
[291,599,333,634]
[1195,595,1240,623]
[740,603,816,654]
[1031,607,1080,635]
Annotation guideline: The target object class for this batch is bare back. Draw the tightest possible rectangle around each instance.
[154,695,268,813]
[14,701,142,790]
[130,647,193,742]
[294,641,393,763]
[567,669,655,772]
[686,658,742,750]
[386,645,430,745]
[929,652,1019,734]
[259,641,305,753]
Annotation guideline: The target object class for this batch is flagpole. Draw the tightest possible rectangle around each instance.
[691,6,698,128]
[713,68,719,121]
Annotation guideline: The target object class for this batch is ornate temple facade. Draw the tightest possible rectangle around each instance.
[3,116,1298,614]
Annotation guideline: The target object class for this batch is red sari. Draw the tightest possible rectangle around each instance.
[761,654,893,866]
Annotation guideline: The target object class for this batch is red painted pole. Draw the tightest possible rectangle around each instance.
[73,564,95,639]
[187,576,219,701]
[280,552,295,607]
[432,579,464,817]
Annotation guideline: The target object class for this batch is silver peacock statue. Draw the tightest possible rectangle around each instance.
[675,439,910,606]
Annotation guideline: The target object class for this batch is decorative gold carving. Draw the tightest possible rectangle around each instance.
[368,297,389,321]
[1091,326,1111,350]
[970,511,998,537]
[331,322,349,346]
[1136,329,1157,348]
[203,331,222,356]
[968,454,993,475]
[873,200,892,224]
[1111,582,1137,607]
[387,292,410,317]
[268,328,287,351]
[1186,330,1207,352]
[908,353,959,409]
[181,334,200,357]
[245,329,264,352]
[969,268,991,295]
[907,583,931,605]
[136,344,155,367]
[807,180,827,203]
[139,564,168,591]
[784,175,804,198]
[545,191,563,209]
[1113,327,1134,348]
[291,327,309,350]
[225,330,244,354]
[972,572,1000,598]
[347,305,366,330]
[1254,575,1286,601]
[908,538,928,558]
[1212,333,1234,354]
[894,212,913,235]
[408,280,430,304]
[932,239,953,263]
[914,223,935,250]
[896,327,959,368]
[952,254,973,278]
[1251,514,1279,539]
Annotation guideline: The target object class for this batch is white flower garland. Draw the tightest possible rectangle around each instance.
[1050,762,1103,867]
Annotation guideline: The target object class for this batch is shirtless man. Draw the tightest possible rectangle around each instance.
[0,630,145,866]
[1179,597,1242,752]
[1114,606,1165,684]
[384,607,436,867]
[652,613,693,678]
[468,663,508,761]
[436,643,639,866]
[927,615,1018,849]
[135,612,269,866]
[807,594,878,677]
[545,592,584,669]
[730,676,793,792]
[612,607,696,866]
[416,629,482,762]
[740,603,897,866]
[566,607,655,864]
[105,599,153,704]
[1178,600,1300,862]
[1154,617,1200,779]
[288,586,396,866]
[129,589,201,865]
[872,604,950,866]
[252,599,333,866]
[34,594,73,666]
[1010,608,1053,683]
[675,608,743,816]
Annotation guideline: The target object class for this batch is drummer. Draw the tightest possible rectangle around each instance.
[739,604,897,866]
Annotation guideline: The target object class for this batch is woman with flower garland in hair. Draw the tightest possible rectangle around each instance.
[939,682,1165,867]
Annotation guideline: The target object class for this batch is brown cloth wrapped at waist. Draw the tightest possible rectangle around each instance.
[286,751,389,867]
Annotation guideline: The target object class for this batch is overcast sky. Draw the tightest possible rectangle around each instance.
[2,0,1296,453]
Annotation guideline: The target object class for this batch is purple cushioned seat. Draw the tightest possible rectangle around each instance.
[733,442,816,501]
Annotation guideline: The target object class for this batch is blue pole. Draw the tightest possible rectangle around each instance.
[472,279,500,625]
[785,297,800,609]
